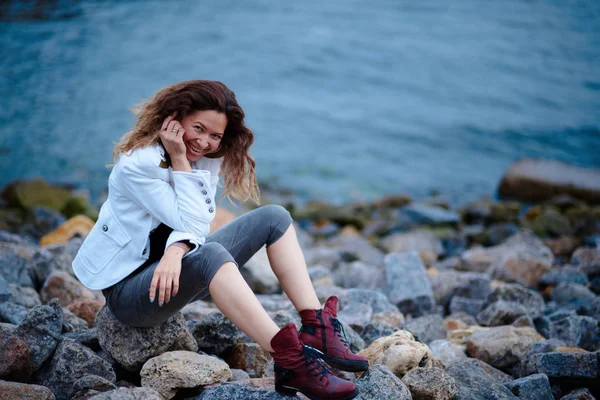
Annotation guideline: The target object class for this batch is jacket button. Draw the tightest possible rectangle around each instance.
[202,190,208,195]
[142,248,147,255]
[102,225,108,232]
[198,182,204,187]
[205,199,211,204]
[209,207,214,213]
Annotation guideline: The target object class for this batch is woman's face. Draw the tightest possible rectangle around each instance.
[180,109,227,162]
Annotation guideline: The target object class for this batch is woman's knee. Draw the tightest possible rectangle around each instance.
[186,242,235,284]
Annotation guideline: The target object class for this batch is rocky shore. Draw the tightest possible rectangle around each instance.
[1,159,599,400]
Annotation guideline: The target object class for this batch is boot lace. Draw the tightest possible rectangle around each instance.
[329,318,349,347]
[301,345,331,381]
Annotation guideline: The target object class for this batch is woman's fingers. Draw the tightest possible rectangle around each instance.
[161,113,177,131]
[163,276,173,304]
[172,273,180,298]
[149,274,159,303]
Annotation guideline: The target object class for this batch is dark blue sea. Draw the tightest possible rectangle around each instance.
[1,0,599,205]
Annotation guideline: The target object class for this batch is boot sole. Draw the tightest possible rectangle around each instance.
[307,346,370,372]
[276,385,359,400]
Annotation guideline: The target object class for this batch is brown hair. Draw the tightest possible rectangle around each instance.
[112,80,259,204]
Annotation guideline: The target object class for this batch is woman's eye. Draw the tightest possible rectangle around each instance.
[211,134,222,140]
[195,126,203,132]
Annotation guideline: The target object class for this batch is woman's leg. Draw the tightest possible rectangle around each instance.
[206,204,320,312]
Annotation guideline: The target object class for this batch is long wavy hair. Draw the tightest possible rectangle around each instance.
[112,80,259,204]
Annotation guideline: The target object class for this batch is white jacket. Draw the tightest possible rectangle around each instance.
[72,143,222,290]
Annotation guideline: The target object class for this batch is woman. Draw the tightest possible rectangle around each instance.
[72,80,367,400]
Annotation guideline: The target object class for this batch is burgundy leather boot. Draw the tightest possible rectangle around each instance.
[271,323,359,400]
[299,296,369,372]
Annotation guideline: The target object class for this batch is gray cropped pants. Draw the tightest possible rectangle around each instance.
[102,205,293,327]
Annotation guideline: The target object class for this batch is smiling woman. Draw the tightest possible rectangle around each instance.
[71,80,365,400]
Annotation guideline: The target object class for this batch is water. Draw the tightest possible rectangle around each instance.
[1,0,599,206]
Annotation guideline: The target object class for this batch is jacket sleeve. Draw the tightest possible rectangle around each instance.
[112,150,216,238]
[165,230,202,258]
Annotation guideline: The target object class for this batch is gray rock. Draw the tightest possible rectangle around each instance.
[63,327,100,351]
[197,383,295,399]
[0,333,32,382]
[561,388,596,400]
[520,352,599,378]
[380,229,444,259]
[188,311,244,356]
[429,339,468,366]
[9,284,42,308]
[525,339,567,357]
[450,296,485,317]
[34,339,115,400]
[446,359,517,400]
[230,368,250,381]
[360,321,396,346]
[13,299,64,372]
[550,283,598,314]
[0,301,30,324]
[338,302,372,333]
[241,247,280,294]
[571,247,600,277]
[62,308,90,333]
[304,246,342,269]
[355,364,412,400]
[429,270,490,309]
[478,283,545,326]
[323,235,385,266]
[307,265,333,283]
[332,261,384,290]
[0,242,36,288]
[550,315,598,351]
[402,314,446,344]
[69,375,117,399]
[384,252,436,317]
[400,203,460,225]
[0,380,55,399]
[340,288,400,314]
[505,373,553,400]
[20,206,65,239]
[96,306,197,371]
[465,326,544,370]
[0,275,11,302]
[402,367,458,400]
[30,239,80,287]
[539,267,589,287]
[87,387,163,399]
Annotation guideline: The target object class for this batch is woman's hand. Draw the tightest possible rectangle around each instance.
[149,242,190,306]
[159,113,190,170]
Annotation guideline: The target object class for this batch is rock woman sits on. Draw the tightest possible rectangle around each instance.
[72,80,368,400]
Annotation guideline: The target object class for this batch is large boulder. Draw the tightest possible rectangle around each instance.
[359,330,433,378]
[497,159,600,203]
[140,351,231,399]
[96,306,197,371]
[384,252,436,317]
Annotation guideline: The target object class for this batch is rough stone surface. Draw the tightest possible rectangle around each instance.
[355,364,412,400]
[520,351,599,378]
[359,330,433,378]
[561,388,596,400]
[197,382,299,399]
[69,375,117,400]
[402,314,446,345]
[0,333,32,382]
[402,367,458,400]
[62,307,89,333]
[539,267,589,287]
[550,315,598,351]
[188,311,244,355]
[34,339,115,400]
[67,299,104,328]
[477,283,545,326]
[0,380,55,399]
[465,326,544,369]
[39,271,98,307]
[63,327,100,352]
[13,299,64,372]
[222,343,271,378]
[30,242,79,287]
[338,301,373,333]
[571,247,600,277]
[360,321,397,346]
[446,358,517,400]
[550,283,598,314]
[140,351,231,399]
[241,246,280,294]
[449,296,485,317]
[87,387,163,399]
[505,373,553,400]
[96,306,197,371]
[384,252,436,317]
[332,260,384,290]
[9,284,42,308]
[0,301,30,325]
[429,339,468,366]
[0,242,36,288]
[380,230,444,259]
